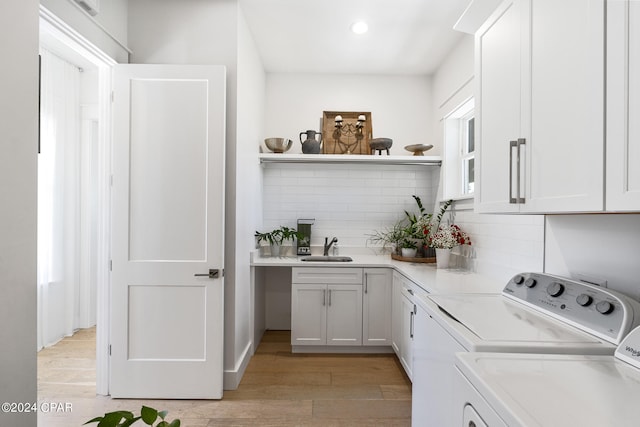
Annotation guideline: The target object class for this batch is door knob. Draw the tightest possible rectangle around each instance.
[194,269,220,279]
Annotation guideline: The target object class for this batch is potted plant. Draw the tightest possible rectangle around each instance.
[255,226,302,257]
[85,405,180,427]
[412,198,453,257]
[399,238,418,258]
[367,221,405,255]
[429,224,472,268]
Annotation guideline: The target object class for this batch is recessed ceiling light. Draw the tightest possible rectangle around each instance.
[350,21,369,35]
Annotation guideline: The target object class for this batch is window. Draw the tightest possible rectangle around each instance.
[461,114,475,194]
[443,98,475,200]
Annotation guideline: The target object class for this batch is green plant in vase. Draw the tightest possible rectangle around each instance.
[399,237,418,258]
[255,226,302,257]
[367,221,405,255]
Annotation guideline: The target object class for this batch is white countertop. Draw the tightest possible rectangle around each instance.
[250,251,504,295]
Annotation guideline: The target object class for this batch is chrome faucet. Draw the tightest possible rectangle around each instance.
[323,237,338,256]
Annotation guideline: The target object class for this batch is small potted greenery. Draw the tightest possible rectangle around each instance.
[368,196,454,258]
[367,221,405,255]
[399,237,418,258]
[254,226,302,257]
[85,405,179,427]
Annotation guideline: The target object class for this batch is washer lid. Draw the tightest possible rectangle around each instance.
[456,352,640,427]
[429,294,604,346]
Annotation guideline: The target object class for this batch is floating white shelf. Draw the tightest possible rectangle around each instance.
[258,153,442,166]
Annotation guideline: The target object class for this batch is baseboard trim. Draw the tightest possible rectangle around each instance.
[292,345,394,354]
[223,341,252,391]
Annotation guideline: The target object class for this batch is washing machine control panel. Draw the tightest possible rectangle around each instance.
[503,272,636,345]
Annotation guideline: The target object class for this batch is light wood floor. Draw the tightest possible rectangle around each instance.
[38,328,412,426]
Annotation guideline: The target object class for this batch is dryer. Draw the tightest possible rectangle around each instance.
[411,272,640,427]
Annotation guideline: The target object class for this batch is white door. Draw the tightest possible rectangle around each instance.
[110,64,226,399]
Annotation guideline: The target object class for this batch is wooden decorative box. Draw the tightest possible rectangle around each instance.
[322,111,373,155]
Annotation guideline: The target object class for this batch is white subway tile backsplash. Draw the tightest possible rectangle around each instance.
[447,211,545,280]
[261,164,544,281]
[260,163,438,248]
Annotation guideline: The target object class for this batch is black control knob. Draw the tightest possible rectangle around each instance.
[576,294,593,307]
[546,282,565,297]
[524,278,537,288]
[596,301,615,315]
[513,275,525,285]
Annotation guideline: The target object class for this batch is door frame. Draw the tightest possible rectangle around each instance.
[39,6,114,395]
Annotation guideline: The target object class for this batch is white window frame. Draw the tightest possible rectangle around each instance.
[443,97,475,200]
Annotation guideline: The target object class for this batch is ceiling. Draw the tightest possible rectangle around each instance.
[238,0,472,75]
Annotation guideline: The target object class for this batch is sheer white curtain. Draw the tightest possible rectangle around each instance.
[37,49,83,349]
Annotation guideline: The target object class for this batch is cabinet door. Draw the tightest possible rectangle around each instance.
[477,0,605,213]
[607,0,640,211]
[400,293,415,381]
[291,284,327,346]
[524,0,604,213]
[391,273,403,355]
[475,0,523,213]
[326,284,363,346]
[363,269,393,346]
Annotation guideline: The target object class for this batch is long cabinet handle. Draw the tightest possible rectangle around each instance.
[516,138,526,203]
[364,273,368,294]
[323,289,326,306]
[328,289,332,306]
[410,309,415,339]
[509,139,527,204]
[509,140,518,204]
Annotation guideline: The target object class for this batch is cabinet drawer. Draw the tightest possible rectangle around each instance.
[292,267,363,284]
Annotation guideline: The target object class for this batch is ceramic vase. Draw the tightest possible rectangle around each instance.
[270,244,281,257]
[401,247,417,258]
[435,248,451,269]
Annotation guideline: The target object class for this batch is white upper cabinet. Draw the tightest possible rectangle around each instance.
[606,0,640,211]
[476,0,605,213]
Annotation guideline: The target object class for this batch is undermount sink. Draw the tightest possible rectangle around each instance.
[300,256,353,262]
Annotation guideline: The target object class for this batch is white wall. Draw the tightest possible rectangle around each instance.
[431,36,545,281]
[261,164,440,250]
[128,0,263,389]
[545,215,640,301]
[0,1,39,426]
[232,6,266,385]
[265,73,433,155]
[41,0,129,62]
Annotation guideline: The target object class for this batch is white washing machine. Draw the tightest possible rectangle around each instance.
[411,272,640,427]
[454,325,640,426]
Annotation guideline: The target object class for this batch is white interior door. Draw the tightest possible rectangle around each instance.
[110,64,226,399]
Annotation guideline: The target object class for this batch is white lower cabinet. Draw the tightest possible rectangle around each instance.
[291,268,363,348]
[325,284,363,346]
[362,268,393,346]
[290,283,328,345]
[399,286,416,380]
[392,271,418,380]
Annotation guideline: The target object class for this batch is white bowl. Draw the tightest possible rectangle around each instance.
[264,138,293,153]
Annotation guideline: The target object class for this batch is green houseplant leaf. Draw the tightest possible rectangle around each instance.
[84,406,179,427]
[141,406,158,424]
